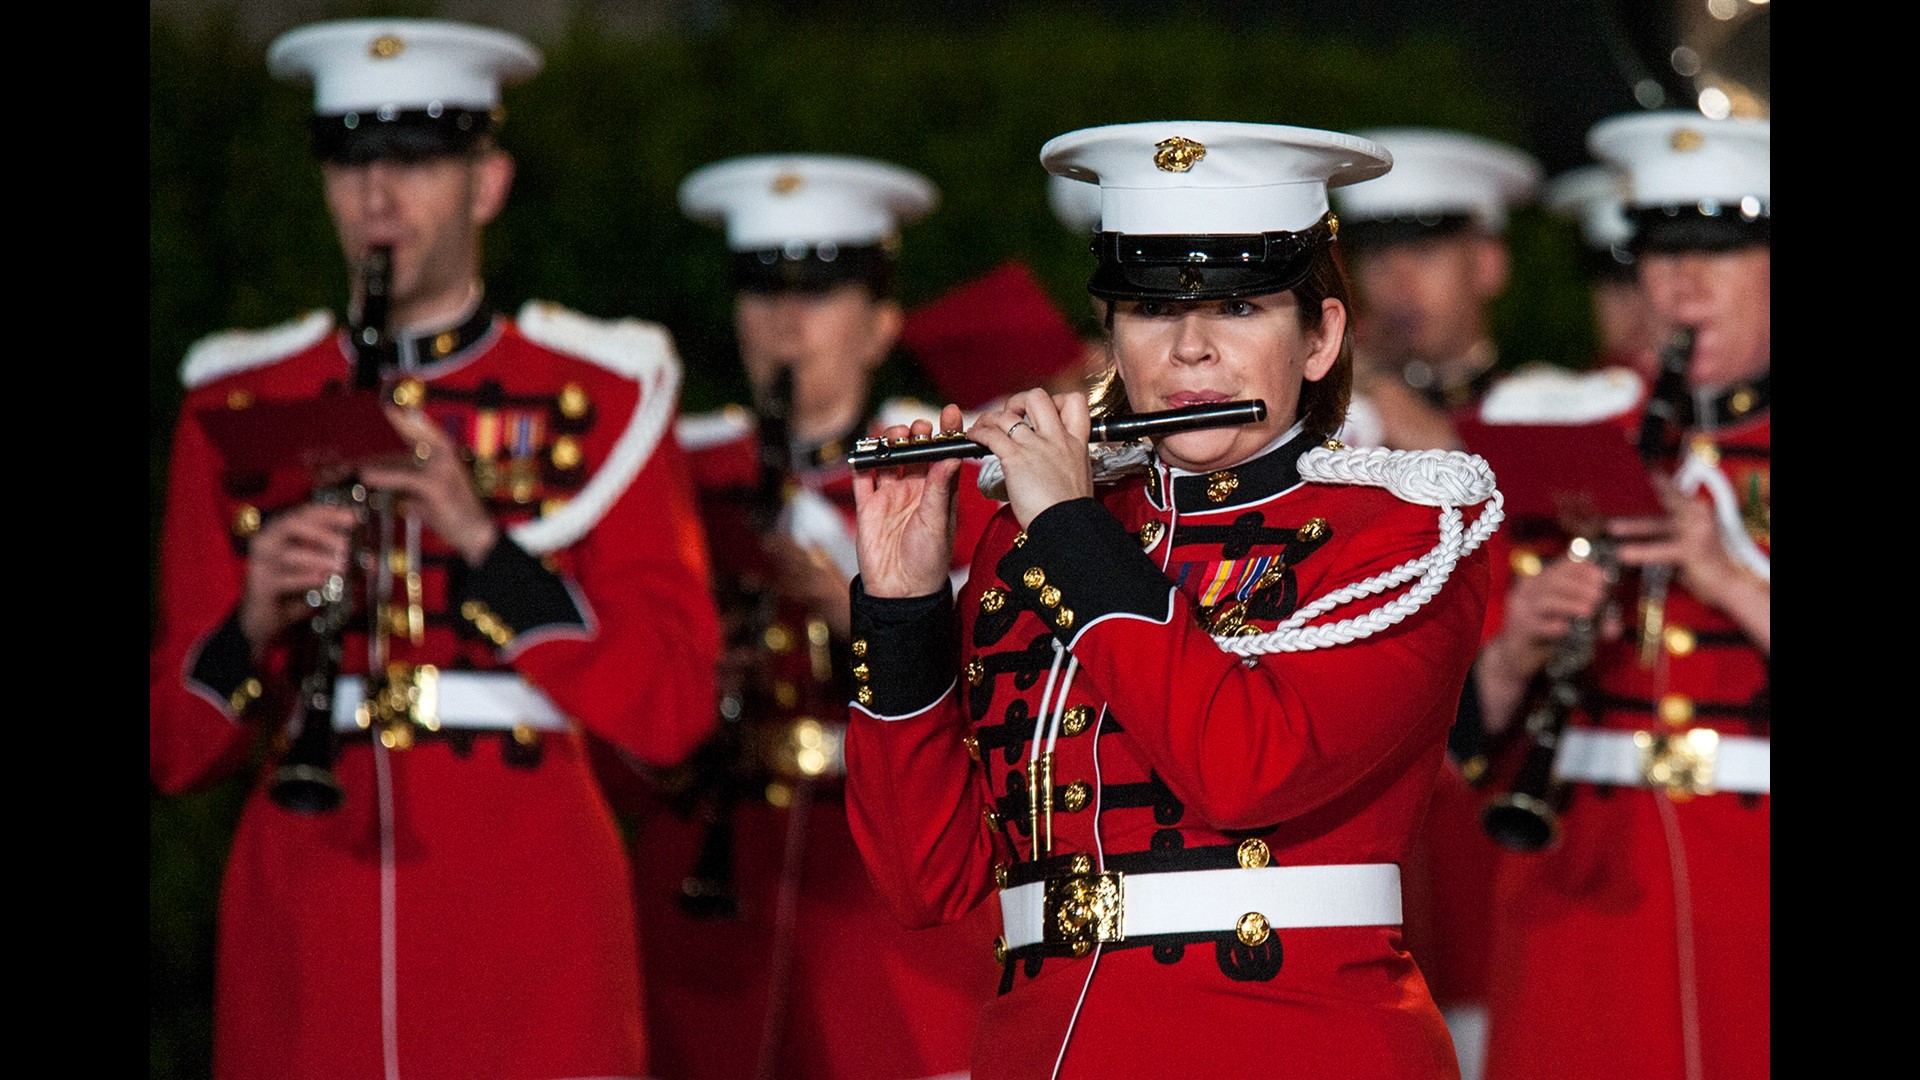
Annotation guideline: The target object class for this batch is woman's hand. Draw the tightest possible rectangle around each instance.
[359,405,500,567]
[970,388,1094,528]
[853,404,964,599]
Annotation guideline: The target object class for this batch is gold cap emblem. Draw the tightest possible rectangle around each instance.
[369,35,405,60]
[772,172,804,195]
[1177,267,1206,292]
[1154,136,1207,173]
[1671,128,1704,153]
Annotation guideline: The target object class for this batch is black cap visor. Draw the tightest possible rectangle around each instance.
[312,110,494,165]
[732,244,896,297]
[1337,213,1477,255]
[1088,222,1331,302]
[1629,204,1769,255]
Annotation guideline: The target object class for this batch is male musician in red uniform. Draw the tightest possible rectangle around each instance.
[623,153,1002,1080]
[149,19,721,1080]
[1327,126,1545,1080]
[1480,112,1770,1080]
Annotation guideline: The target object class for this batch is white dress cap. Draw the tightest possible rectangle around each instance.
[1544,165,1634,252]
[1587,111,1769,212]
[679,154,939,252]
[1332,128,1541,233]
[1040,121,1391,237]
[1048,173,1103,235]
[269,19,541,116]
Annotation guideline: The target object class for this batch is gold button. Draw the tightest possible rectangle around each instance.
[1069,853,1093,874]
[1054,608,1074,630]
[391,378,426,408]
[1236,838,1271,869]
[1510,549,1544,577]
[540,498,568,518]
[512,723,539,746]
[558,383,590,419]
[432,332,457,358]
[1664,624,1697,657]
[994,863,1010,888]
[1729,388,1755,416]
[1206,470,1239,503]
[231,504,262,538]
[380,724,415,751]
[857,686,874,706]
[461,599,484,620]
[1012,531,1028,548]
[763,624,795,653]
[1658,694,1694,726]
[551,435,582,470]
[980,587,1008,613]
[1236,911,1271,946]
[963,734,981,762]
[965,657,987,686]
[851,662,871,682]
[1022,567,1046,589]
[983,807,1000,830]
[1321,437,1346,450]
[1137,520,1164,548]
[1061,781,1091,812]
[225,388,254,410]
[994,935,1009,965]
[851,638,868,658]
[1061,705,1093,736]
[1689,435,1720,467]
[1038,585,1062,608]
[774,682,798,708]
[1296,517,1329,542]
[1071,940,1094,958]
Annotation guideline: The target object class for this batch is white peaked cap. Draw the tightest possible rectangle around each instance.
[1333,128,1541,233]
[1048,174,1103,235]
[679,154,939,252]
[269,19,541,116]
[1040,121,1391,236]
[1587,111,1769,212]
[1544,165,1634,251]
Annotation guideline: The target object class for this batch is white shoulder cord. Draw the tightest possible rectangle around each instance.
[1216,446,1504,657]
[1674,448,1770,582]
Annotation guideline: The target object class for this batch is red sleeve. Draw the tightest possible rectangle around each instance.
[508,431,723,768]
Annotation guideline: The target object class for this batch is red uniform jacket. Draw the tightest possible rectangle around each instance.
[1485,373,1770,1080]
[846,429,1498,1080]
[617,401,1003,1080]
[150,301,721,1080]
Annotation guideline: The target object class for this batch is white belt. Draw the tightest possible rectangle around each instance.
[999,863,1401,950]
[331,669,573,734]
[1554,728,1770,795]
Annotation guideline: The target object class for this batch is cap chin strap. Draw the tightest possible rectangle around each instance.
[1214,446,1504,658]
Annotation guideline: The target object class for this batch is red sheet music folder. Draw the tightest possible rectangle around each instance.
[196,391,413,478]
[1454,418,1666,524]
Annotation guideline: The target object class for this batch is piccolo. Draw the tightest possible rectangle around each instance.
[847,399,1268,470]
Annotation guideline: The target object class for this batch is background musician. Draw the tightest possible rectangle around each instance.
[147,18,722,1078]
[1480,111,1770,1080]
[622,153,1002,1080]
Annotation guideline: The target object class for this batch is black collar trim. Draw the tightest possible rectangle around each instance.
[1149,426,1324,512]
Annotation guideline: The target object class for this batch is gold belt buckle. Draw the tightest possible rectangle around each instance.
[1042,871,1125,954]
[358,662,440,750]
[1634,728,1720,799]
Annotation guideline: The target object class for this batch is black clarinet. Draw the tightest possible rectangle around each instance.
[675,368,798,919]
[267,246,393,814]
[1480,326,1696,852]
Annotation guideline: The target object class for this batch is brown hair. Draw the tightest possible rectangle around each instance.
[1087,241,1354,438]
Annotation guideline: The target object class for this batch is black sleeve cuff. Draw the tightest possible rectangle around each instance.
[188,610,264,716]
[450,535,587,647]
[1448,664,1492,786]
[848,577,957,717]
[993,497,1171,644]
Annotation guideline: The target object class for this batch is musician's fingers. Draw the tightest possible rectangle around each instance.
[940,403,964,435]
[1009,387,1060,436]
[1053,391,1091,442]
